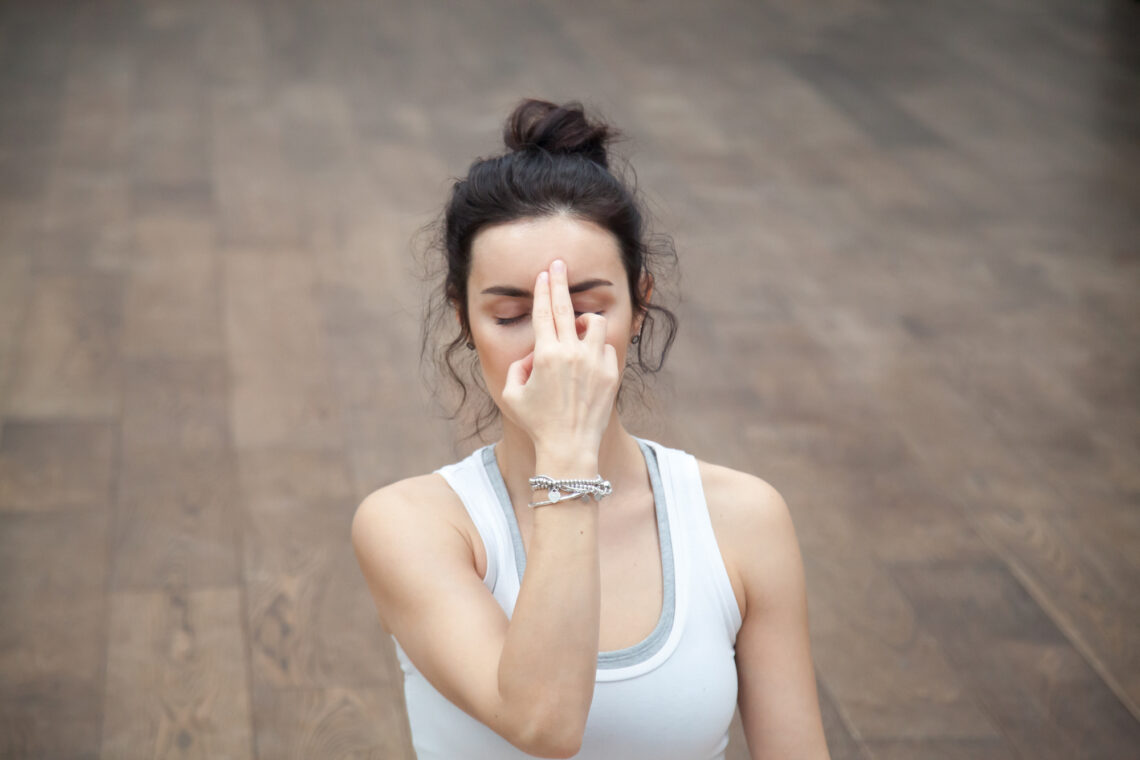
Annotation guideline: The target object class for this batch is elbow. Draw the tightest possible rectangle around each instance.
[510,703,588,758]
[496,667,592,757]
[545,742,584,759]
[514,730,583,759]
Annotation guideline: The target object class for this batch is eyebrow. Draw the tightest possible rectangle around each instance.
[480,278,614,297]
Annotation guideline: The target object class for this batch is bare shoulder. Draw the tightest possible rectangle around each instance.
[352,471,462,546]
[695,459,792,531]
[351,471,485,620]
[695,459,802,619]
[354,471,460,524]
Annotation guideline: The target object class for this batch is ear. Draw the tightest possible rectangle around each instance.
[640,271,655,306]
[634,271,654,333]
[452,299,471,344]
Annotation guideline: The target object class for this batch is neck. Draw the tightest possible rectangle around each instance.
[494,407,645,500]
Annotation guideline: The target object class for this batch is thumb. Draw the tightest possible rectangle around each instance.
[504,350,535,390]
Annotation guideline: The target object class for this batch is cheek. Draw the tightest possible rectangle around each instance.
[479,327,535,371]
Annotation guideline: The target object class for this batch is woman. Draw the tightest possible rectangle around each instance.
[352,99,831,760]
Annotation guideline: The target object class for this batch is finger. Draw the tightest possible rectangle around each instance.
[603,343,620,385]
[548,259,576,341]
[574,313,591,340]
[580,313,607,353]
[504,350,535,390]
[530,270,556,347]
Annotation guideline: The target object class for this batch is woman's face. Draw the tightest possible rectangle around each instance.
[464,214,647,420]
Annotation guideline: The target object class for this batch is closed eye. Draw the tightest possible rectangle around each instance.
[495,311,603,326]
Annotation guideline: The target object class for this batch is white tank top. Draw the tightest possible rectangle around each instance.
[392,436,743,759]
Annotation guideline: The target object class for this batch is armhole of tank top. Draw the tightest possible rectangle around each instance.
[678,450,744,640]
[434,455,500,593]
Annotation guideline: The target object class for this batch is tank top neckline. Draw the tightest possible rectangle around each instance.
[480,437,678,669]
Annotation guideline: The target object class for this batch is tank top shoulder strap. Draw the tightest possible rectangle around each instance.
[636,438,743,641]
[432,445,511,594]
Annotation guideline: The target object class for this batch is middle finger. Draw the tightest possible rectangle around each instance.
[530,270,556,347]
[548,259,576,341]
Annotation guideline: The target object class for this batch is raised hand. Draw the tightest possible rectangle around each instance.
[500,259,620,460]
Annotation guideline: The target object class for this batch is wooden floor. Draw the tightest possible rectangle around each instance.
[1,0,1138,757]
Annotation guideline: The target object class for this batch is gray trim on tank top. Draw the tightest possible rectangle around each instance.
[481,437,676,669]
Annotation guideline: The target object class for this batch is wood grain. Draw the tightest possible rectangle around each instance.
[101,587,253,759]
[0,0,1136,757]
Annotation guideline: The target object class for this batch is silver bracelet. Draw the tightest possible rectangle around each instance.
[528,475,613,508]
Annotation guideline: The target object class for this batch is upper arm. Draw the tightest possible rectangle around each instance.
[725,473,831,760]
[350,477,521,743]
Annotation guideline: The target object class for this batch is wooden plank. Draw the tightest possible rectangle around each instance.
[120,356,229,453]
[252,684,414,760]
[786,52,944,149]
[975,505,1140,714]
[864,738,1016,760]
[223,249,343,450]
[0,509,107,758]
[210,89,302,248]
[129,0,209,199]
[122,216,224,359]
[4,273,124,419]
[804,550,1000,741]
[101,587,253,759]
[815,675,872,760]
[37,165,131,274]
[891,559,1140,758]
[0,2,1135,759]
[864,346,1140,721]
[0,419,115,512]
[240,447,411,754]
[52,3,132,177]
[238,448,391,687]
[0,2,70,204]
[110,446,240,592]
[0,208,35,410]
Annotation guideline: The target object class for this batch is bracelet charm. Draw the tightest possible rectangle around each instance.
[528,475,612,508]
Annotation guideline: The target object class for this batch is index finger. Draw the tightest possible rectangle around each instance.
[531,270,556,346]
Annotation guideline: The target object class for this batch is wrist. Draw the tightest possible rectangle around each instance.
[528,474,612,508]
[534,451,600,480]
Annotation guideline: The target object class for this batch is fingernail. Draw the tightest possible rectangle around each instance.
[539,271,548,282]
[551,259,565,273]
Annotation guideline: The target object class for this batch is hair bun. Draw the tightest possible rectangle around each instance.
[503,99,616,168]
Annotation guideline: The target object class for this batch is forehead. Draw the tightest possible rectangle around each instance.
[468,215,624,289]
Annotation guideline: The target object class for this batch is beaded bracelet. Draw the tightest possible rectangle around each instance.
[528,475,613,508]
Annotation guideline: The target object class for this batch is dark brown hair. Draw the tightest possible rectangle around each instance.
[418,98,679,442]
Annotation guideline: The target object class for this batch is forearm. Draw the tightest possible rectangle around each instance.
[497,449,601,751]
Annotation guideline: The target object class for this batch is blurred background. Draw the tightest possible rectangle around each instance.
[1,0,1138,758]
